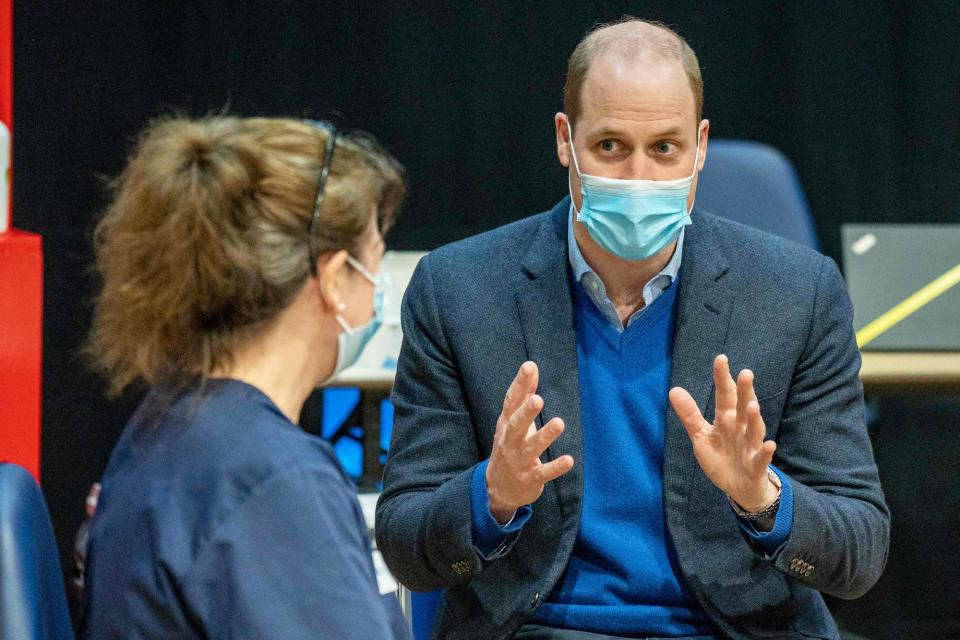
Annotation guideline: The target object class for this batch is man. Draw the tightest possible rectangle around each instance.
[377,17,889,640]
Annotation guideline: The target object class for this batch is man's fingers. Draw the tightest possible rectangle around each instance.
[526,360,540,395]
[501,361,538,422]
[746,399,767,451]
[757,439,777,473]
[505,394,543,448]
[669,387,709,439]
[713,354,737,415]
[522,417,565,459]
[533,455,575,485]
[736,369,755,432]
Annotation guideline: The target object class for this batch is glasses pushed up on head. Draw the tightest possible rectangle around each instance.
[303,118,403,277]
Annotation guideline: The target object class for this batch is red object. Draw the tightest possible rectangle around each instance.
[0,230,42,479]
[0,1,35,478]
[0,3,37,478]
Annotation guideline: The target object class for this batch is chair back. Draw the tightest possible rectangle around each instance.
[697,139,820,250]
[0,463,74,640]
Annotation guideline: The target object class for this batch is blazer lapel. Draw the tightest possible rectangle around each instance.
[514,199,584,520]
[667,211,735,440]
[663,211,738,582]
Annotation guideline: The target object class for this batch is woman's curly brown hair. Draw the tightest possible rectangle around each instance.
[89,115,405,395]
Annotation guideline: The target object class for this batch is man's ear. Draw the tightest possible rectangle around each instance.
[555,112,572,168]
[316,249,349,313]
[697,119,710,171]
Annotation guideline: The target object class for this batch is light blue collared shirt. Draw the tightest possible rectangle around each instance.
[567,204,684,331]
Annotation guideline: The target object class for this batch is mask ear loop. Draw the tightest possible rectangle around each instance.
[565,118,585,218]
[335,256,371,334]
[345,254,378,285]
[689,128,702,180]
[686,126,703,213]
[342,254,385,327]
[335,314,353,332]
[565,118,584,176]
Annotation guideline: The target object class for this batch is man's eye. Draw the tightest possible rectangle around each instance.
[655,141,676,154]
[599,140,618,152]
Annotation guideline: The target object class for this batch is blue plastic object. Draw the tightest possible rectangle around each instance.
[321,388,395,484]
[696,140,820,250]
[321,388,362,440]
[321,388,363,480]
[0,463,75,640]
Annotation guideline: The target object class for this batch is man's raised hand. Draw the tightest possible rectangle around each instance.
[486,361,575,524]
[668,354,779,513]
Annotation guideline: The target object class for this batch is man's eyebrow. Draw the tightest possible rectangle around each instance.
[585,125,686,140]
[650,126,684,138]
[587,126,628,139]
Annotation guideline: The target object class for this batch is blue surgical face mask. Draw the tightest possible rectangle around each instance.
[322,255,386,384]
[567,119,701,261]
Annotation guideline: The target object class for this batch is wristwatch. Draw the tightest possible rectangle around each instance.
[729,468,782,522]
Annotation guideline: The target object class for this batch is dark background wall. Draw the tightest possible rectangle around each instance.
[11,1,960,637]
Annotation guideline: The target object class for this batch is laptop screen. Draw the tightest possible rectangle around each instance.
[841,224,960,351]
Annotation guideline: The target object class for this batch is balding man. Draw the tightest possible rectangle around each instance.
[377,17,889,640]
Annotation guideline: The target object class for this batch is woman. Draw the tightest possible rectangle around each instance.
[82,115,409,638]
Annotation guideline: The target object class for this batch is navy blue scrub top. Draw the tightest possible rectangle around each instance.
[83,378,409,639]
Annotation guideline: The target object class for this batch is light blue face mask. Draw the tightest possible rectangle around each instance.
[323,255,386,384]
[567,120,701,261]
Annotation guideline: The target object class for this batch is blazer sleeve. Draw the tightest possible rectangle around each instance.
[376,255,519,591]
[769,255,891,599]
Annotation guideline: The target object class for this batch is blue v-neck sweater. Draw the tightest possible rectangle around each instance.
[532,278,714,637]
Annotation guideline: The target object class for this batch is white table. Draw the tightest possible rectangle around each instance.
[859,351,960,390]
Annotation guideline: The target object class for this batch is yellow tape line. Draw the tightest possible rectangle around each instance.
[856,261,960,348]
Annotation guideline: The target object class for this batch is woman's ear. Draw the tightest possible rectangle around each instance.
[315,249,349,313]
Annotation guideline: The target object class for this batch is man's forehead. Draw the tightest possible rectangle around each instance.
[579,55,696,129]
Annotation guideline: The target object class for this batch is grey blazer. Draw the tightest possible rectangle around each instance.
[376,198,889,640]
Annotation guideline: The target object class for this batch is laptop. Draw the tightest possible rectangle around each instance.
[841,224,960,351]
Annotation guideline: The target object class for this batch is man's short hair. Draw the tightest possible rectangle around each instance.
[563,17,703,125]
